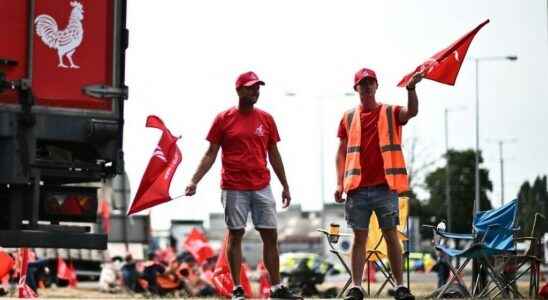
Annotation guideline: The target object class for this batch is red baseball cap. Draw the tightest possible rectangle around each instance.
[353,68,377,90]
[235,71,265,89]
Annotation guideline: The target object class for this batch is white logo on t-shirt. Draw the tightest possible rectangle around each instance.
[255,124,265,137]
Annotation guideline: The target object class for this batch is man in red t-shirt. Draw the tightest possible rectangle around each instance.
[185,71,301,300]
[334,68,423,300]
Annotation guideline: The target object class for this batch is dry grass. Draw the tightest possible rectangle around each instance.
[1,280,536,299]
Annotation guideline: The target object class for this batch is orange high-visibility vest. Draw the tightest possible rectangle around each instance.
[342,104,409,194]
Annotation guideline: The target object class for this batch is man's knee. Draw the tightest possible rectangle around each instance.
[258,228,278,246]
[228,229,245,244]
[353,229,368,245]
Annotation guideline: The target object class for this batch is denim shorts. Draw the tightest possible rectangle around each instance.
[221,185,277,230]
[345,185,399,230]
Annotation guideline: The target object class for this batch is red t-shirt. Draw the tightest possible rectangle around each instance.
[207,107,280,191]
[337,104,404,188]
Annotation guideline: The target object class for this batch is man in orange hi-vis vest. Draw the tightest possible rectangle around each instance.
[335,67,423,300]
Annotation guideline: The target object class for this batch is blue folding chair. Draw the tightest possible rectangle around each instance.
[425,199,519,299]
[488,212,545,299]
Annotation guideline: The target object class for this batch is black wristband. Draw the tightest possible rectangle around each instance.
[406,86,415,91]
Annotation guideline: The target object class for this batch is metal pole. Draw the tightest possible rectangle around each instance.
[445,109,452,231]
[471,56,517,211]
[319,97,326,256]
[472,59,482,292]
[499,141,504,205]
[474,59,480,214]
[486,137,516,205]
[120,173,128,251]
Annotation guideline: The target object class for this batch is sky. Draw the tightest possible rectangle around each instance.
[124,0,548,230]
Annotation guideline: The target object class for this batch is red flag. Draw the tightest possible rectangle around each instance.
[183,228,214,264]
[57,257,68,279]
[67,263,78,287]
[98,199,111,233]
[212,233,253,298]
[18,249,37,298]
[398,19,489,87]
[128,115,182,215]
[257,261,271,298]
[0,250,14,279]
[184,227,208,244]
[57,258,77,287]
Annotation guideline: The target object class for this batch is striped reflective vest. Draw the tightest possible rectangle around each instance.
[342,104,409,194]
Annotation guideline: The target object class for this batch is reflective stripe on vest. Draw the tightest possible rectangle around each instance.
[342,104,409,194]
[385,168,408,175]
[345,168,361,177]
[379,105,409,193]
[342,108,362,192]
[347,146,361,153]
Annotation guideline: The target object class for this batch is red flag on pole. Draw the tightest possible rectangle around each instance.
[183,228,214,264]
[67,263,78,288]
[127,115,182,215]
[57,257,78,287]
[397,19,490,87]
[0,250,14,279]
[98,199,111,233]
[18,248,37,298]
[211,233,253,298]
[257,260,271,298]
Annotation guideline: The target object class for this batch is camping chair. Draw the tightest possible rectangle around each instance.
[425,198,519,299]
[362,196,410,297]
[319,196,410,298]
[317,228,353,298]
[484,212,545,299]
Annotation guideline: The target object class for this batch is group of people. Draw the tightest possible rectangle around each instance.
[0,249,78,297]
[100,251,217,297]
[184,68,424,300]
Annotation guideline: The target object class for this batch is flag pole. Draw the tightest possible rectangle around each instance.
[170,194,186,200]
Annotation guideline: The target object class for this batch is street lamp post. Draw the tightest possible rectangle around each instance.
[487,138,517,206]
[472,55,517,214]
[317,96,327,256]
[444,106,465,232]
[498,141,504,205]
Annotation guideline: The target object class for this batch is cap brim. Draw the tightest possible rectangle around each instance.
[243,80,265,87]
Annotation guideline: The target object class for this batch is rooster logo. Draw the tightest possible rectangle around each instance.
[255,124,265,137]
[35,1,84,69]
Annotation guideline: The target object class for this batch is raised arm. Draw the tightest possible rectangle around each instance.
[398,72,424,124]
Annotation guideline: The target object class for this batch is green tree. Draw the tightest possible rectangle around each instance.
[517,175,547,235]
[423,149,493,233]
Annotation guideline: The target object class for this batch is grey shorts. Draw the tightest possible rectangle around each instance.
[221,185,277,230]
[345,185,399,230]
